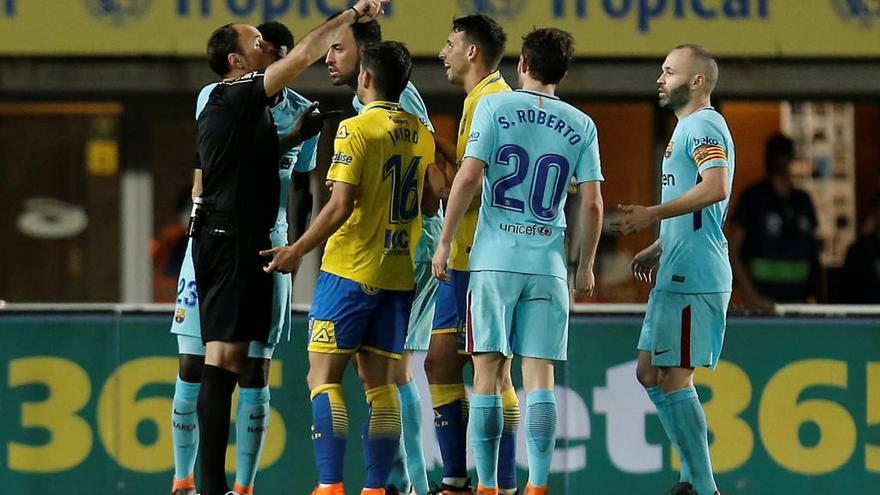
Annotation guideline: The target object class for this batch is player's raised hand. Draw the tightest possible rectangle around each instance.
[352,0,388,23]
[572,264,595,298]
[261,245,304,275]
[431,241,451,282]
[611,204,657,235]
[631,242,661,283]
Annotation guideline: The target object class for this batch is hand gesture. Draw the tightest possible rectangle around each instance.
[631,243,661,283]
[612,204,657,235]
[431,241,451,282]
[352,0,389,23]
[261,245,304,275]
[292,102,344,142]
[572,264,595,298]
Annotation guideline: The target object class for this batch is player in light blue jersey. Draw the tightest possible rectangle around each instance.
[168,21,321,495]
[614,45,732,495]
[324,18,444,495]
[433,28,603,495]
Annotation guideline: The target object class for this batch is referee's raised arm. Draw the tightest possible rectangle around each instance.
[262,0,388,97]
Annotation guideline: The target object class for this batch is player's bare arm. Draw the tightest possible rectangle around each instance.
[421,162,446,217]
[631,238,661,283]
[262,0,387,96]
[191,169,203,198]
[613,166,729,235]
[574,181,603,297]
[261,180,358,274]
[431,156,483,281]
[433,134,458,168]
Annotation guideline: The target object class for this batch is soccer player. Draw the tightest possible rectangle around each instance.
[324,17,442,495]
[192,4,386,495]
[432,28,604,495]
[614,44,734,495]
[429,15,517,495]
[168,21,323,495]
[262,41,442,495]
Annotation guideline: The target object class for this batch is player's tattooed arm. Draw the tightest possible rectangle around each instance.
[613,167,729,235]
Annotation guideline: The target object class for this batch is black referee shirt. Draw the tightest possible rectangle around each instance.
[196,70,280,231]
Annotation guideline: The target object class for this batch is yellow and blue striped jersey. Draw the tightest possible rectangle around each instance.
[449,71,511,271]
[321,101,436,291]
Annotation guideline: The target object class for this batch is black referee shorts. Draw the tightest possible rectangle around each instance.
[193,218,274,344]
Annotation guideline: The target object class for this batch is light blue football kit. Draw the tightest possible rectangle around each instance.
[637,107,735,369]
[354,80,441,352]
[463,89,604,361]
[171,83,319,358]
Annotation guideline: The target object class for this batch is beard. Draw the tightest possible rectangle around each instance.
[659,83,691,111]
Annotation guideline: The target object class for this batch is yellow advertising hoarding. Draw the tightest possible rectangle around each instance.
[0,0,878,57]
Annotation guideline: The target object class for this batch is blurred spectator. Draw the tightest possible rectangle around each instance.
[152,189,190,302]
[729,133,820,308]
[842,191,880,303]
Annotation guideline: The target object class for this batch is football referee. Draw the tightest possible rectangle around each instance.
[192,2,387,495]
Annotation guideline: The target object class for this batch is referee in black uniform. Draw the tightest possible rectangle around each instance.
[192,2,387,494]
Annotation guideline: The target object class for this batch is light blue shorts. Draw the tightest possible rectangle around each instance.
[176,335,276,360]
[637,289,731,369]
[466,270,570,361]
[405,262,438,352]
[171,231,292,350]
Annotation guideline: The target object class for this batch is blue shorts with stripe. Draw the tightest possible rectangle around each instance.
[308,271,414,359]
[637,289,731,369]
[431,269,469,352]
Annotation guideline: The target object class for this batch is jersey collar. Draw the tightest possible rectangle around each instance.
[468,71,504,99]
[363,100,402,113]
[515,88,560,100]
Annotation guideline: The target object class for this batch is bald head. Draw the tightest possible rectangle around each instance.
[673,44,719,94]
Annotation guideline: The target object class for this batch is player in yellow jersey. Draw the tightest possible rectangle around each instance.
[428,14,517,495]
[262,41,441,495]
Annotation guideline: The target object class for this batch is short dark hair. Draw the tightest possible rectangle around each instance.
[521,28,574,85]
[674,43,719,92]
[327,12,382,46]
[765,133,795,173]
[362,41,412,102]
[452,14,506,70]
[207,24,239,77]
[257,21,294,58]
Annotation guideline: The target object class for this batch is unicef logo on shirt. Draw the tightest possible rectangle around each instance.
[458,0,526,19]
[832,0,880,29]
[85,0,152,26]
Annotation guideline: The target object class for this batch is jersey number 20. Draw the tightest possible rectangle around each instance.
[491,144,569,221]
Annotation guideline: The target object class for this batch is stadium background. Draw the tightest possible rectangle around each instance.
[0,1,879,494]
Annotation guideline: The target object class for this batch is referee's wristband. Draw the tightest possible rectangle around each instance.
[348,6,363,24]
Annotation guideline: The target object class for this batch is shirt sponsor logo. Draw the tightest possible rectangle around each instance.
[331,151,353,165]
[499,222,552,237]
[692,136,720,147]
[661,173,676,187]
[335,125,350,140]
